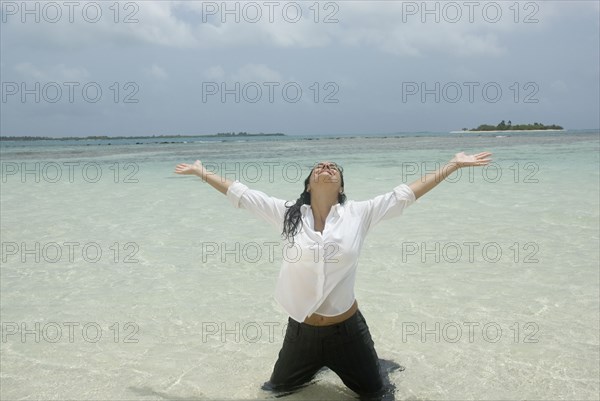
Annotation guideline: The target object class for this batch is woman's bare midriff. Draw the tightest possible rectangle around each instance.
[303,300,358,326]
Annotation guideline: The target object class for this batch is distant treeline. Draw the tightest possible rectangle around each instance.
[465,121,564,131]
[0,132,286,141]
[215,132,284,137]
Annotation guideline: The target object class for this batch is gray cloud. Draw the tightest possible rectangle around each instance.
[1,0,598,136]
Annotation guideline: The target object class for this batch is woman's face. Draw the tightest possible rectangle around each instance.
[308,161,343,192]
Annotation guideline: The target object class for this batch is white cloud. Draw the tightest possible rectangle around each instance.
[332,2,511,57]
[6,1,580,58]
[230,64,283,82]
[145,64,168,79]
[551,80,568,93]
[204,66,225,80]
[3,1,198,49]
[125,2,198,47]
[202,64,284,84]
[13,62,90,81]
[14,62,45,80]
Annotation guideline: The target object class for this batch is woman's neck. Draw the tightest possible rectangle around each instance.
[310,192,339,232]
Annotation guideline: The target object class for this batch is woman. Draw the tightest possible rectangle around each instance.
[174,151,492,398]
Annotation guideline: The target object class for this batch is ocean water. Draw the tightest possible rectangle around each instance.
[1,130,599,400]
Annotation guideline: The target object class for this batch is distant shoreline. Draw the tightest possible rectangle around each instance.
[0,133,286,141]
[450,129,566,134]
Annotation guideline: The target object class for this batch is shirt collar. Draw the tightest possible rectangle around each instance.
[301,203,344,218]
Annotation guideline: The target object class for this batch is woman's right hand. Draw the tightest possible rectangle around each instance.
[175,159,232,195]
[174,160,204,176]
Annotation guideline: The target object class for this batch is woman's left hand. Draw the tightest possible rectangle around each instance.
[450,151,493,168]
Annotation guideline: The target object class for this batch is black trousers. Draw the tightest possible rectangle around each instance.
[262,309,384,397]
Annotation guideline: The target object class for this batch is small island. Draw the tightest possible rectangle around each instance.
[455,121,564,133]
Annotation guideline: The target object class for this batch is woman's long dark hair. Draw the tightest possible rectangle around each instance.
[282,164,346,241]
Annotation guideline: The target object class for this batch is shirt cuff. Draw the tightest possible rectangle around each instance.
[394,183,417,205]
[226,180,249,208]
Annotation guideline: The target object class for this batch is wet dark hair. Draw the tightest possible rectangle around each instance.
[282,163,346,241]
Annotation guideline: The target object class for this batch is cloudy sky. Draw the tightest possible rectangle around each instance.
[1,0,599,136]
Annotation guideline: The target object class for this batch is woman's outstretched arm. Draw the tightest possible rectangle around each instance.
[175,159,287,230]
[408,151,493,200]
[174,160,232,195]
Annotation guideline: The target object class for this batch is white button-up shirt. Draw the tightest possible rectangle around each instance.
[226,181,416,323]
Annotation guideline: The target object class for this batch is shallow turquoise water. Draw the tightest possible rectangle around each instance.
[1,131,598,399]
